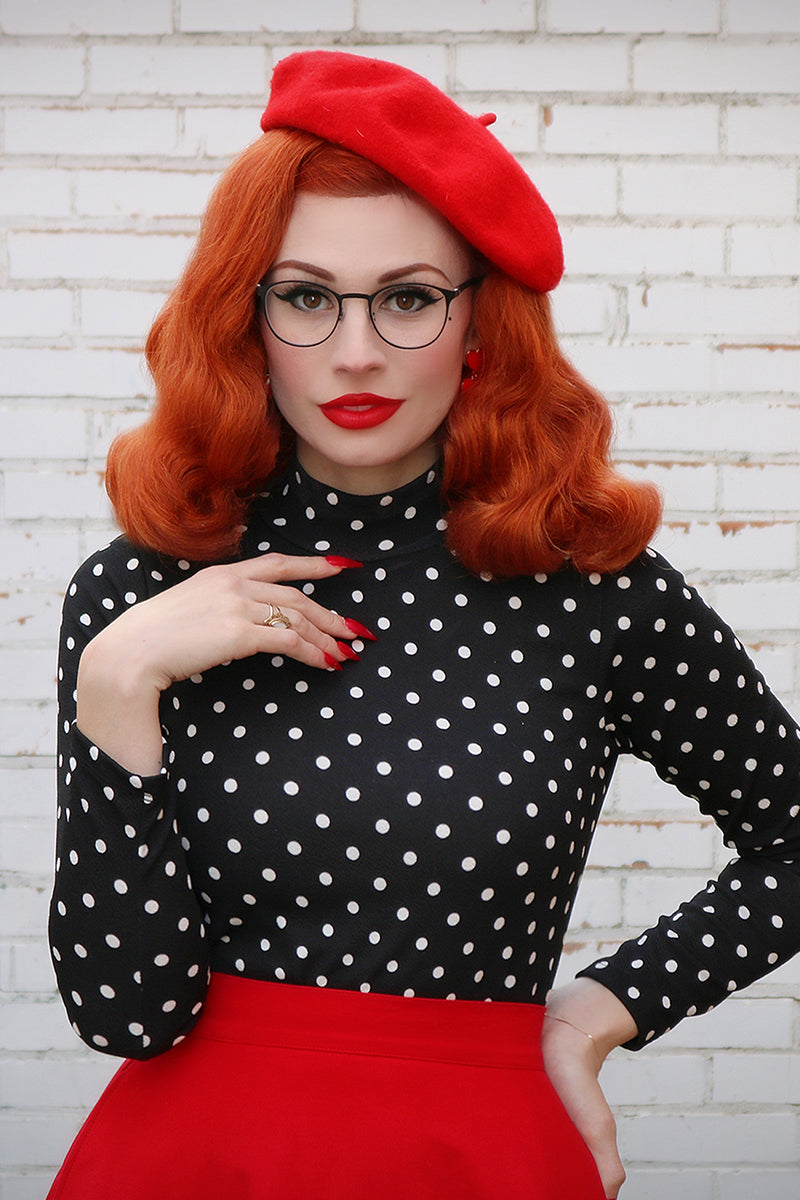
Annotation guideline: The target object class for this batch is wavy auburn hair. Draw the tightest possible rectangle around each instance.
[107,129,660,576]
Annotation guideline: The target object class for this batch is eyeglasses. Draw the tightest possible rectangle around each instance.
[255,277,481,350]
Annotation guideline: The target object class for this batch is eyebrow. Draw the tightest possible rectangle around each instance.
[269,259,454,285]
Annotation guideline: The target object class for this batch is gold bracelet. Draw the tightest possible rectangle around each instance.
[544,1012,603,1070]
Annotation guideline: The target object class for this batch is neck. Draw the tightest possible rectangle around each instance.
[296,438,440,496]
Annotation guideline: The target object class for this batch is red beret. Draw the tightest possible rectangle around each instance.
[260,50,563,293]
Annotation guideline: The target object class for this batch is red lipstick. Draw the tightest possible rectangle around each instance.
[321,394,403,429]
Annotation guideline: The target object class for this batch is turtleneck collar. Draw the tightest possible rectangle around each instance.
[247,458,447,561]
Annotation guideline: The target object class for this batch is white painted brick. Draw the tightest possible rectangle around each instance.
[622,873,716,928]
[627,283,799,338]
[567,873,622,928]
[588,820,717,870]
[0,170,71,218]
[274,44,449,90]
[459,101,538,156]
[720,464,800,513]
[0,407,86,459]
[568,343,715,396]
[712,1051,794,1103]
[616,461,718,514]
[0,590,62,647]
[621,163,796,218]
[546,0,719,34]
[9,231,194,285]
[0,817,53,873]
[718,1170,800,1200]
[622,401,800,456]
[562,224,725,278]
[75,169,216,218]
[90,44,266,97]
[455,38,629,93]
[4,107,179,157]
[551,282,615,335]
[0,888,49,940]
[2,1175,65,1200]
[0,47,83,96]
[0,528,80,583]
[0,1057,116,1110]
[714,348,800,397]
[633,38,800,95]
[714,581,800,632]
[620,1112,795,1164]
[0,769,56,821]
[0,651,56,702]
[653,520,796,573]
[726,0,800,33]
[4,468,110,520]
[527,163,617,217]
[730,225,800,277]
[0,349,148,398]
[1,997,83,1053]
[176,106,266,158]
[747,643,795,696]
[612,757,704,816]
[0,1112,83,1169]
[8,940,58,993]
[80,526,124,561]
[0,0,173,34]
[727,103,800,156]
[0,291,73,341]
[620,1171,713,1200]
[545,103,719,156]
[602,1052,706,1106]
[359,0,533,32]
[658,996,795,1049]
[80,289,167,339]
[180,0,353,31]
[90,404,152,459]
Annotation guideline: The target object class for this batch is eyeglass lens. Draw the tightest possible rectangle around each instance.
[263,281,452,349]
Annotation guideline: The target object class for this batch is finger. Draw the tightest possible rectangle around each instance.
[259,602,342,654]
[237,552,362,584]
[250,583,372,642]
[253,615,345,672]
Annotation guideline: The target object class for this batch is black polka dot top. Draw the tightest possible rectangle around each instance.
[50,461,800,1058]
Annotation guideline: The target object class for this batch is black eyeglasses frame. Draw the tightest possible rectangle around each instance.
[254,276,482,350]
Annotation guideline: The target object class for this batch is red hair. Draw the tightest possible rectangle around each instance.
[107,130,660,576]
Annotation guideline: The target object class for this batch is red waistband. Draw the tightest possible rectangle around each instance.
[192,973,545,1071]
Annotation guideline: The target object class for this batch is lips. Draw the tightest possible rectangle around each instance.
[320,394,404,430]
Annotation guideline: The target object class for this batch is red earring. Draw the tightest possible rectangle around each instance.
[460,348,484,393]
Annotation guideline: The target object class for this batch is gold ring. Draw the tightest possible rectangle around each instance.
[264,603,292,630]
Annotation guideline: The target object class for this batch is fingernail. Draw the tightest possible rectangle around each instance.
[343,617,377,641]
[325,555,363,568]
[323,652,343,671]
[336,640,360,661]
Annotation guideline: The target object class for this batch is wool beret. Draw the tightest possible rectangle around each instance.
[260,50,563,292]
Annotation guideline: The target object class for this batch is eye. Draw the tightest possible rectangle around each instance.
[271,283,335,313]
[379,285,443,314]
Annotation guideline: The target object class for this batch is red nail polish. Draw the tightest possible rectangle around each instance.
[336,640,360,661]
[343,617,377,641]
[323,652,343,670]
[325,556,363,568]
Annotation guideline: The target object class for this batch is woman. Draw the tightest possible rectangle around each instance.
[48,51,800,1199]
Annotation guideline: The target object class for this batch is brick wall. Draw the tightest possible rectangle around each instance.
[1,3,798,1197]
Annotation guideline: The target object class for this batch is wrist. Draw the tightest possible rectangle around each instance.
[545,979,638,1061]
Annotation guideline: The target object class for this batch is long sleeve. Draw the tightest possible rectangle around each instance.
[578,549,800,1048]
[49,542,210,1059]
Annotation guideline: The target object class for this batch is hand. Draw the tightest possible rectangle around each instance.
[76,553,366,774]
[542,979,637,1199]
[92,552,364,688]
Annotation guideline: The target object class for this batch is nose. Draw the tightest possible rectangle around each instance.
[328,297,387,373]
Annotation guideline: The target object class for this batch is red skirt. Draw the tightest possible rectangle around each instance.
[48,973,607,1199]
